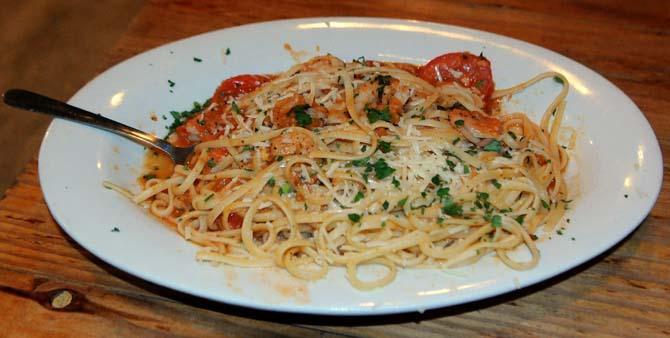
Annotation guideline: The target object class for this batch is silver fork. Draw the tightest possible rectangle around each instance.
[3,89,195,165]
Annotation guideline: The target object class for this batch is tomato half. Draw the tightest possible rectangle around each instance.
[212,74,270,106]
[418,52,494,103]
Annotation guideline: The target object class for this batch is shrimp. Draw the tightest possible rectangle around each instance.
[384,79,412,123]
[354,82,378,114]
[325,97,349,123]
[272,94,325,129]
[270,129,315,158]
[448,108,502,145]
[273,94,306,128]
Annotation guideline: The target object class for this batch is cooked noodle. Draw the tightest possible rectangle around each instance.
[105,53,572,290]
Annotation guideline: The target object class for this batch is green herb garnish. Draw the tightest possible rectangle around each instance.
[348,213,361,223]
[436,187,451,199]
[392,176,400,189]
[353,191,365,203]
[492,179,502,189]
[442,198,463,216]
[292,104,312,127]
[366,106,391,124]
[279,183,293,196]
[371,158,395,179]
[377,140,392,153]
[483,140,502,152]
[491,215,502,227]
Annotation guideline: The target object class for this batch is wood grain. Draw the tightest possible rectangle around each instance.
[1,0,668,336]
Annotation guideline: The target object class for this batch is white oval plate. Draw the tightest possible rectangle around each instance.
[39,18,662,315]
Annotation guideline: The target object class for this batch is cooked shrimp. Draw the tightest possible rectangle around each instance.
[384,79,412,123]
[272,94,325,129]
[273,94,306,128]
[270,129,315,158]
[354,82,378,114]
[448,108,502,144]
[325,97,349,123]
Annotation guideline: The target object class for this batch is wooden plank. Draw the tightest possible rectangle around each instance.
[1,0,668,336]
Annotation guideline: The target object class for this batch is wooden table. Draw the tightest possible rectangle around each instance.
[1,1,668,336]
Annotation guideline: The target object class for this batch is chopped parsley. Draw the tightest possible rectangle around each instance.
[353,191,365,203]
[375,75,392,99]
[371,158,395,179]
[279,183,293,196]
[476,192,489,200]
[397,197,408,208]
[206,159,216,168]
[366,106,391,124]
[431,175,442,186]
[225,47,231,55]
[483,140,502,152]
[541,199,550,210]
[267,177,276,187]
[491,214,502,227]
[231,101,241,114]
[204,194,214,202]
[463,165,470,174]
[165,99,211,135]
[392,176,400,189]
[193,57,202,62]
[377,140,392,153]
[348,213,361,223]
[111,227,120,233]
[242,145,254,152]
[142,174,156,180]
[167,79,175,87]
[442,198,463,217]
[437,187,451,199]
[292,104,312,127]
[491,179,502,189]
[382,200,389,210]
[446,159,457,171]
[553,76,564,84]
[351,157,369,167]
[275,155,284,161]
[437,217,444,224]
[474,79,485,90]
[454,119,465,127]
[515,214,526,224]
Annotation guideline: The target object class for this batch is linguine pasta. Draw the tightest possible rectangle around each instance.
[105,53,572,290]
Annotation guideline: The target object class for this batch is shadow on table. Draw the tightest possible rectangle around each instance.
[62,223,639,326]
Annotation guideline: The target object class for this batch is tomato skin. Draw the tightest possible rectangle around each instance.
[227,212,243,229]
[212,74,269,106]
[418,52,494,102]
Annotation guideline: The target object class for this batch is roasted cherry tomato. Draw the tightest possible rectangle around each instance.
[227,212,243,229]
[418,52,494,103]
[212,74,269,106]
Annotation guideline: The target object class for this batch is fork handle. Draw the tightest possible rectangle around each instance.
[3,89,176,156]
